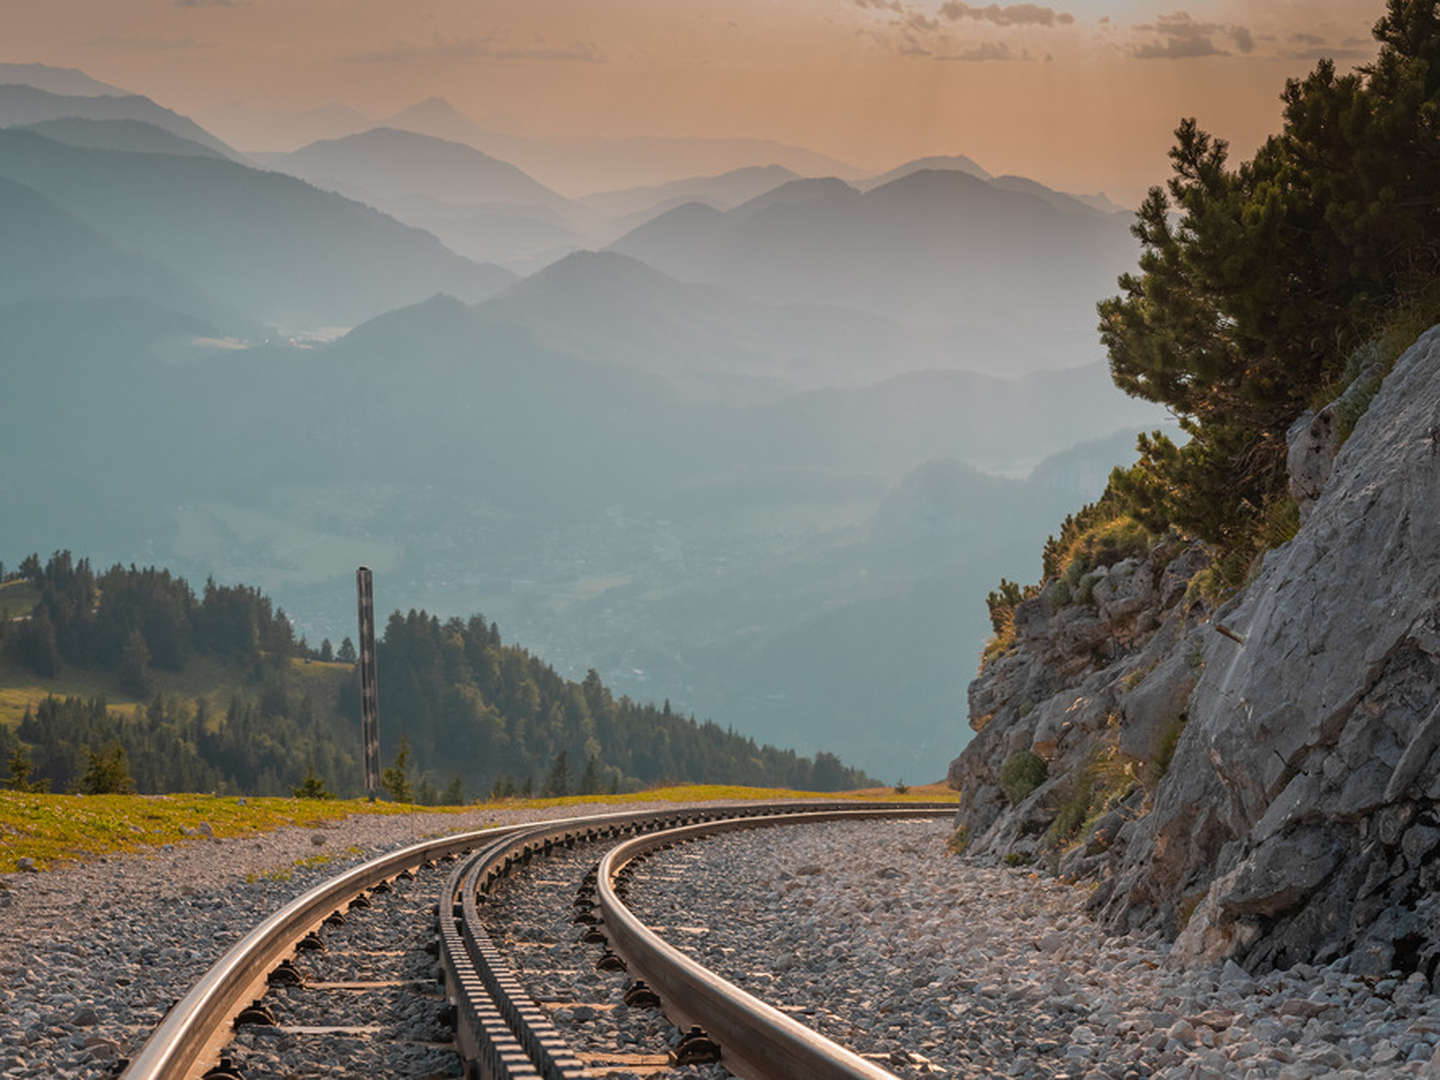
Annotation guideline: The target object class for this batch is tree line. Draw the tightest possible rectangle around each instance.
[1,552,874,798]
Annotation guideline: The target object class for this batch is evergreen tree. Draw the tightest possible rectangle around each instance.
[544,750,571,797]
[443,775,464,805]
[293,761,332,799]
[77,742,136,794]
[319,638,334,663]
[381,736,414,802]
[578,754,602,796]
[337,637,357,664]
[118,629,153,698]
[1097,3,1440,573]
[4,748,49,792]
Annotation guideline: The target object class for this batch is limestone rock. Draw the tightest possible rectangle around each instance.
[1103,325,1440,973]
[950,322,1440,982]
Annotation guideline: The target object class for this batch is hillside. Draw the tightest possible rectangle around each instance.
[18,117,226,159]
[0,83,237,158]
[0,176,217,314]
[0,553,876,798]
[0,130,513,328]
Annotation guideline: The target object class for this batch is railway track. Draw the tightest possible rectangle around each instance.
[120,801,954,1080]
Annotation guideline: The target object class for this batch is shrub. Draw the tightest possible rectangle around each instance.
[893,780,909,795]
[293,762,332,799]
[999,750,1048,805]
[946,825,971,855]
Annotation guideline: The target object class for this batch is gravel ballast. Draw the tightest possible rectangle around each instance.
[481,838,731,1079]
[0,799,752,1079]
[627,818,1440,1080]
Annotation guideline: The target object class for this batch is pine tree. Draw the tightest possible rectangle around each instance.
[443,775,464,805]
[4,748,49,792]
[319,638,334,663]
[337,637,357,664]
[578,754,601,796]
[293,761,332,799]
[381,736,414,802]
[118,629,153,698]
[544,750,571,797]
[77,742,136,794]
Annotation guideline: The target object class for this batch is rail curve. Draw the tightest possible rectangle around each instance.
[121,800,955,1080]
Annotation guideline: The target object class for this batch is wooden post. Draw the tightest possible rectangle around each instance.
[356,566,381,801]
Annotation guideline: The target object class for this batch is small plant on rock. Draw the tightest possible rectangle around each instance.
[999,750,1048,805]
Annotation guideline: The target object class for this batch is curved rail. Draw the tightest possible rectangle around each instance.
[122,800,956,1079]
[596,808,955,1080]
[123,823,519,1079]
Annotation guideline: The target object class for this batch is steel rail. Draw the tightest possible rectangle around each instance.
[596,807,956,1080]
[122,823,522,1080]
[122,800,956,1080]
[438,801,956,1080]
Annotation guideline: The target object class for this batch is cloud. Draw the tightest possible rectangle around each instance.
[939,2,1074,27]
[1131,11,1249,60]
[347,36,603,65]
[1274,30,1374,61]
[90,34,215,50]
[935,40,1024,60]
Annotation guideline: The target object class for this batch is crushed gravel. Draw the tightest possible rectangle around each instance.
[627,818,1440,1080]
[0,799,758,1079]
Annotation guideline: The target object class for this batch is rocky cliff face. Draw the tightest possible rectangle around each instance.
[949,324,1440,984]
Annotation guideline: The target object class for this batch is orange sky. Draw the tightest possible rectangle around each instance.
[7,0,1385,201]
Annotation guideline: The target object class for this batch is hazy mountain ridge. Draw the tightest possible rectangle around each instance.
[0,83,238,158]
[0,129,514,329]
[17,117,227,159]
[609,167,1139,372]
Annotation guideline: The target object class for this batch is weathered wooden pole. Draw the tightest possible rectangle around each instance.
[355,566,381,801]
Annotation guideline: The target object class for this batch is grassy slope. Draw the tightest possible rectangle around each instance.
[0,652,352,727]
[0,783,956,873]
[0,580,40,619]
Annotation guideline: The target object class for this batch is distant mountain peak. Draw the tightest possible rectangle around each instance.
[860,153,993,190]
[383,97,486,140]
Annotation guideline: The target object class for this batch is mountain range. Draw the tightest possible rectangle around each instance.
[0,129,514,329]
[0,62,1159,778]
[0,83,239,158]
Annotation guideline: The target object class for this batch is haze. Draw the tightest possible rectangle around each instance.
[10,0,1380,202]
[0,1,1389,782]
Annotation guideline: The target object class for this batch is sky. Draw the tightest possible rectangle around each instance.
[7,0,1387,202]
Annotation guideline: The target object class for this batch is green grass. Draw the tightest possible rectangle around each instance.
[0,580,40,619]
[0,783,956,874]
[0,791,474,873]
[469,781,959,813]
